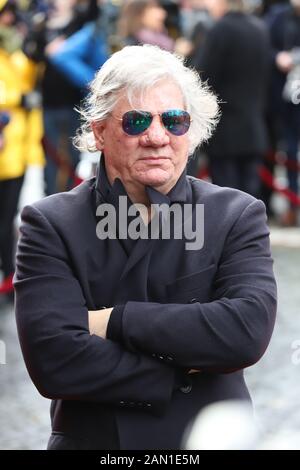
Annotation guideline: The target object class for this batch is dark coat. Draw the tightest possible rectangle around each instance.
[267,6,300,114]
[193,12,271,158]
[15,162,277,450]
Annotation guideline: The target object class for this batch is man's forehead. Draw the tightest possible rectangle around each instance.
[114,82,184,112]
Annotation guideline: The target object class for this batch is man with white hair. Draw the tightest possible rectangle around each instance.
[15,45,277,450]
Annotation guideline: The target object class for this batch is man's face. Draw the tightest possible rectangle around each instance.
[93,80,190,194]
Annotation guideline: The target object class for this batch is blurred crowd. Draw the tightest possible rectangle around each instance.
[0,0,300,299]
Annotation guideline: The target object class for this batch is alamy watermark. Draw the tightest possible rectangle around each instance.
[96,197,204,251]
[289,79,300,105]
[0,340,6,365]
[291,339,300,366]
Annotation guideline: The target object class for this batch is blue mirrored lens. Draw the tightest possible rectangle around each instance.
[122,111,152,135]
[121,110,191,136]
[162,110,191,136]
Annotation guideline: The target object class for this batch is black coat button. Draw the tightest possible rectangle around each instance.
[180,384,192,393]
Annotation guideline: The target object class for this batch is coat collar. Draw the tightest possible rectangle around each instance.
[94,153,191,282]
[95,153,188,207]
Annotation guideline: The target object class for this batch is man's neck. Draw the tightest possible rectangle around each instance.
[124,180,151,207]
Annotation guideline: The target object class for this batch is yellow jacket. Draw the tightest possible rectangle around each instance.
[0,49,44,180]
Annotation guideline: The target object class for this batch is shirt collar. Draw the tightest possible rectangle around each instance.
[95,153,188,206]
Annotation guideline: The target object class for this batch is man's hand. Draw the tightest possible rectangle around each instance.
[88,309,203,372]
[88,308,113,339]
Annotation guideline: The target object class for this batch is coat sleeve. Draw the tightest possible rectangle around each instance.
[14,204,177,415]
[114,199,277,372]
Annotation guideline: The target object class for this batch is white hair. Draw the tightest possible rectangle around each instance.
[74,44,220,155]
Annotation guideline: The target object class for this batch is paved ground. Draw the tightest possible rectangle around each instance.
[0,237,300,450]
[246,244,300,449]
[0,302,50,450]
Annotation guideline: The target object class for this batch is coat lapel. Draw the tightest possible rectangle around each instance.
[94,155,190,293]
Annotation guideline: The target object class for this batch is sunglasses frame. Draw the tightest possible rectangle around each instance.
[112,109,192,136]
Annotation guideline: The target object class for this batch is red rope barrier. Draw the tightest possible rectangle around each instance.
[43,140,299,205]
[265,151,300,173]
[259,166,300,207]
[196,166,210,180]
[196,162,300,207]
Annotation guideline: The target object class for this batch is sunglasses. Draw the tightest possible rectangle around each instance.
[114,109,191,136]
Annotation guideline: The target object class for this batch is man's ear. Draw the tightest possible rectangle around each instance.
[91,121,105,151]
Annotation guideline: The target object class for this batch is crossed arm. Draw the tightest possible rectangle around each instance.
[88,309,200,375]
[88,199,277,373]
[15,199,277,414]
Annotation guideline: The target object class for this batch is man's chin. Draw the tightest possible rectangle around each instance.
[136,168,173,188]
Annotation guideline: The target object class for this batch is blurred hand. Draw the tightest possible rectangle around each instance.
[45,36,65,56]
[276,51,294,73]
[188,369,202,374]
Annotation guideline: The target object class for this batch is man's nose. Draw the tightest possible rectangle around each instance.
[142,115,170,146]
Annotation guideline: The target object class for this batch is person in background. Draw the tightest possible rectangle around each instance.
[117,0,175,51]
[0,0,44,298]
[184,1,213,177]
[267,0,300,226]
[192,0,270,198]
[180,0,213,40]
[23,0,98,195]
[47,8,109,91]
